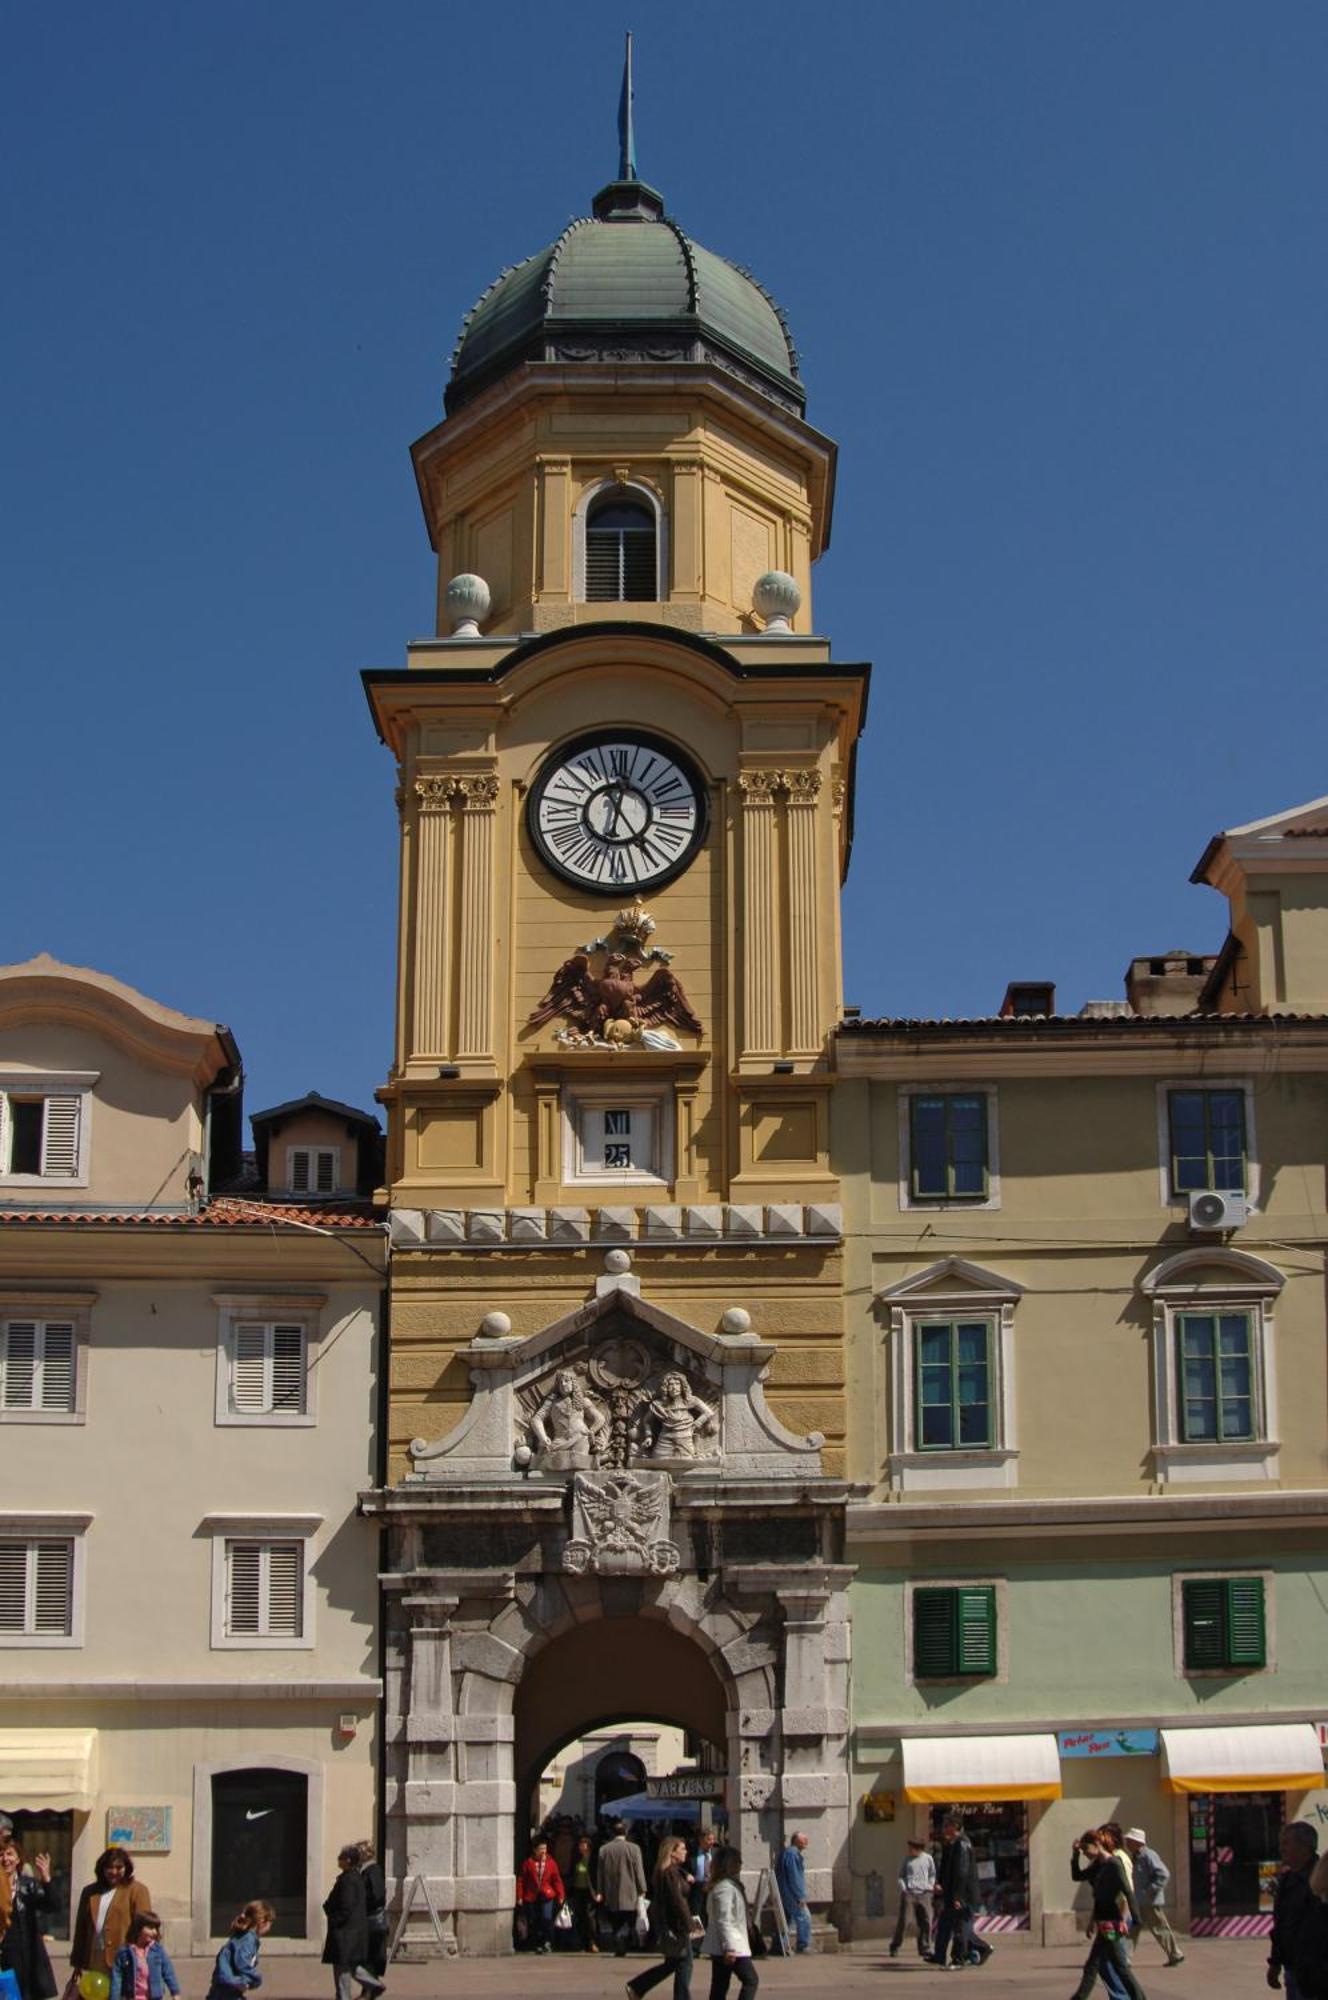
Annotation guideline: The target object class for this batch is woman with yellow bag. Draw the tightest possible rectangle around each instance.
[70,1851,151,1996]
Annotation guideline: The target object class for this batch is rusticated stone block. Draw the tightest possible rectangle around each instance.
[725,1205,763,1237]
[425,1209,466,1243]
[804,1202,843,1237]
[468,1209,505,1242]
[685,1206,724,1237]
[766,1203,803,1236]
[389,1208,426,1246]
[594,1206,637,1239]
[643,1206,683,1238]
[549,1207,591,1242]
[451,1631,523,1682]
[508,1208,547,1241]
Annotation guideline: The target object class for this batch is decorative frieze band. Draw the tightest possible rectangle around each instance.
[388,1201,843,1249]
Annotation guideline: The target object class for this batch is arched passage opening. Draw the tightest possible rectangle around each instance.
[513,1614,728,1845]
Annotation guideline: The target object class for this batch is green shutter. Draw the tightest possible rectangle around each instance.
[913,1588,958,1677]
[957,1587,997,1675]
[1225,1577,1266,1668]
[1183,1578,1229,1669]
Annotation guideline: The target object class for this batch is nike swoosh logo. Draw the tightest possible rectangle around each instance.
[245,1810,273,1821]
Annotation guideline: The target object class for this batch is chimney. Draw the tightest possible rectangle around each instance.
[1124,951,1216,1017]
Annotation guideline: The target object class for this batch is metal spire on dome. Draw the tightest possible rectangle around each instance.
[617,31,637,181]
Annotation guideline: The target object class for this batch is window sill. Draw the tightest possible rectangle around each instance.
[899,1194,1002,1214]
[0,1409,84,1425]
[889,1449,1018,1493]
[1153,1441,1279,1484]
[210,1635,316,1652]
[215,1411,316,1429]
[0,1634,81,1649]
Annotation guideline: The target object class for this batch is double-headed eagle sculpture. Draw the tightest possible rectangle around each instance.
[527,902,702,1049]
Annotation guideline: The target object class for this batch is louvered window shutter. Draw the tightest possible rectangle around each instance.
[957,1586,998,1675]
[32,1540,73,1634]
[1,1322,38,1410]
[0,1542,29,1630]
[585,530,623,601]
[1225,1577,1266,1667]
[227,1542,263,1634]
[264,1542,303,1638]
[314,1150,336,1194]
[290,1150,311,1193]
[270,1325,306,1413]
[1182,1578,1228,1669]
[40,1096,82,1177]
[231,1324,270,1413]
[913,1588,958,1677]
[38,1323,76,1412]
[620,531,656,601]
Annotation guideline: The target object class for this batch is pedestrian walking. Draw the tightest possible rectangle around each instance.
[704,1848,757,2000]
[774,1833,811,1954]
[934,1816,993,1969]
[321,1845,385,2000]
[108,1912,180,2000]
[1271,1823,1320,2000]
[71,1850,153,1977]
[0,1837,57,2000]
[205,1902,273,2000]
[1291,1854,1328,2000]
[516,1838,565,1956]
[627,1837,695,2000]
[596,1821,647,1958]
[889,1837,935,1960]
[566,1834,602,1954]
[1069,1830,1147,2000]
[1121,1830,1184,1967]
[689,1832,717,1923]
[356,1843,388,1982]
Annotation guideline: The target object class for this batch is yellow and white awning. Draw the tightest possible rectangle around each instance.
[901,1733,1062,1804]
[1161,1723,1324,1795]
[0,1728,98,1809]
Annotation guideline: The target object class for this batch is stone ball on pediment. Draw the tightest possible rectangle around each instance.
[721,1307,752,1335]
[479,1309,513,1338]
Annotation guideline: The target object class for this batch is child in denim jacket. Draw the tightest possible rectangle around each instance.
[108,1913,180,2000]
[207,1902,273,2000]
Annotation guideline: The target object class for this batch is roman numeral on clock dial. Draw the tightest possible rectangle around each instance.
[529,733,707,893]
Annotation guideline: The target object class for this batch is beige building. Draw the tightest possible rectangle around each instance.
[0,957,385,1953]
[837,798,1328,1945]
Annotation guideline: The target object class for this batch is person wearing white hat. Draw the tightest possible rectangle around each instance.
[1122,1831,1184,1968]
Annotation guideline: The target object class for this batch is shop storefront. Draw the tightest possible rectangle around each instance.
[903,1734,1062,1935]
[0,1729,96,1940]
[1162,1724,1325,1938]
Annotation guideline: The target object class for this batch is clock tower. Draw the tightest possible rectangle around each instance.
[363,124,869,1953]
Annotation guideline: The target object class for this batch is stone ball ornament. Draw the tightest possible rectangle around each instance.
[721,1306,753,1335]
[445,572,491,636]
[479,1310,512,1339]
[753,570,801,633]
[604,1247,633,1275]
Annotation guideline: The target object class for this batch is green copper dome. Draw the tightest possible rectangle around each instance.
[446,180,802,416]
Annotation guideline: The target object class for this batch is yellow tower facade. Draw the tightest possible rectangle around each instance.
[364,159,868,1953]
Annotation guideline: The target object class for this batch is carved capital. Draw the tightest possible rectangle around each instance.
[783,767,823,803]
[455,773,500,809]
[831,770,846,814]
[414,775,457,813]
[738,770,782,804]
[738,768,822,804]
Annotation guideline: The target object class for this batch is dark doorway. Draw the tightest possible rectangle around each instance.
[595,1750,648,1820]
[210,1769,308,1937]
[1188,1789,1284,1931]
[2,1810,74,1938]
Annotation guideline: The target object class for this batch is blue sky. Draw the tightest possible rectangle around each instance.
[5,3,1326,1122]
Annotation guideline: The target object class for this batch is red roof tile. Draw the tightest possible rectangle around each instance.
[0,1197,384,1230]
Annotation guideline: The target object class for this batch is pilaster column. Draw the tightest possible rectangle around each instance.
[455,774,500,1060]
[785,769,822,1055]
[537,456,572,601]
[411,777,455,1058]
[739,771,781,1057]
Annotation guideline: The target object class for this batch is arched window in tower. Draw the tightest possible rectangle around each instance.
[584,487,659,602]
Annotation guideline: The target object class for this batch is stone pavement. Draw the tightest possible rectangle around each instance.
[165,1936,1270,1997]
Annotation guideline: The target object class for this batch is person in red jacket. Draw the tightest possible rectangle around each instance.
[516,1839,566,1955]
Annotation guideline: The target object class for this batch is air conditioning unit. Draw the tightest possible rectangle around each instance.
[1188,1188,1248,1233]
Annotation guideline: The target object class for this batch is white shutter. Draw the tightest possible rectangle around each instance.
[0,1542,29,1630]
[32,1540,73,1634]
[231,1323,270,1413]
[38,1322,76,1412]
[270,1325,305,1413]
[264,1542,303,1637]
[227,1542,263,1634]
[1,1322,38,1410]
[314,1149,336,1194]
[40,1095,82,1177]
[289,1149,311,1194]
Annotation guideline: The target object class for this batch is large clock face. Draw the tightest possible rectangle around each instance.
[528,731,707,893]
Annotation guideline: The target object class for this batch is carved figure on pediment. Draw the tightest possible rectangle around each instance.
[641,1370,719,1462]
[529,1366,608,1472]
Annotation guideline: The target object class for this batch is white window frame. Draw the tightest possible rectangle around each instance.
[903,1575,1010,1688]
[1155,1077,1259,1211]
[563,1084,672,1189]
[879,1259,1021,1492]
[897,1083,1001,1212]
[0,1073,96,1189]
[0,1512,91,1648]
[285,1145,340,1197]
[203,1514,321,1651]
[1142,1249,1282,1483]
[571,476,667,604]
[214,1294,323,1428]
[1170,1566,1276,1679]
[0,1291,94,1425]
